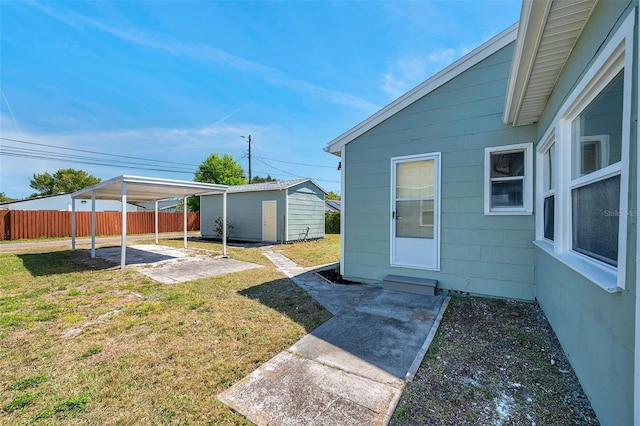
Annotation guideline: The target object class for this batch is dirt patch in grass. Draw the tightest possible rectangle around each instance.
[390,296,599,425]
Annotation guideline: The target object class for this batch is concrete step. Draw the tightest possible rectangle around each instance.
[383,274,437,296]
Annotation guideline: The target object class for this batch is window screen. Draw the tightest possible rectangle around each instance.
[571,175,620,266]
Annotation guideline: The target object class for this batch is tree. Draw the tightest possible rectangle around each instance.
[326,191,341,200]
[250,175,276,184]
[189,153,247,211]
[29,168,101,197]
[0,192,14,202]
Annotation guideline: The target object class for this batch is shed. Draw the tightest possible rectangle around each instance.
[200,179,326,243]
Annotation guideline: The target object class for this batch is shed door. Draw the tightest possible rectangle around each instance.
[391,153,440,270]
[262,200,277,242]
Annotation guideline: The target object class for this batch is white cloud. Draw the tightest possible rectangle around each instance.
[381,45,473,99]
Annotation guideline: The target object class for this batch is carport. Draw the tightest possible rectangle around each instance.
[70,175,228,268]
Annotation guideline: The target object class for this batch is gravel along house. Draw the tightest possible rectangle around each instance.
[325,1,640,424]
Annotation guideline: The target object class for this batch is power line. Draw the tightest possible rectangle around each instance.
[0,137,198,168]
[252,154,336,168]
[0,137,340,184]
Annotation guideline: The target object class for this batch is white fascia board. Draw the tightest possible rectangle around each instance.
[503,0,552,125]
[324,23,518,155]
[71,175,228,200]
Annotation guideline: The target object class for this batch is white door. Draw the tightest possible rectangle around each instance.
[391,153,440,269]
[262,200,277,242]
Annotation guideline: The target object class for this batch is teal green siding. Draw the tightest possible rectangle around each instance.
[200,182,325,243]
[531,2,637,425]
[535,250,635,426]
[200,191,287,242]
[286,181,325,241]
[343,43,537,300]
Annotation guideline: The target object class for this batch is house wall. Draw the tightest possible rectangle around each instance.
[200,191,286,242]
[1,194,138,212]
[287,181,325,241]
[532,2,637,424]
[342,43,538,300]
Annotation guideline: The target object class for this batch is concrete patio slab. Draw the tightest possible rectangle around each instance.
[218,249,449,425]
[218,351,402,426]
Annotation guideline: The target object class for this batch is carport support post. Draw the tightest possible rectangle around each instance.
[155,200,159,245]
[222,191,227,257]
[71,198,76,251]
[183,196,188,249]
[91,191,96,258]
[120,182,127,269]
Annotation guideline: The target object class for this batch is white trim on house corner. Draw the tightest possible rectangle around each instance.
[484,142,534,215]
[324,23,518,155]
[533,10,634,292]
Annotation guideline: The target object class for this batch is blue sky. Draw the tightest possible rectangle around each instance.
[1,0,521,198]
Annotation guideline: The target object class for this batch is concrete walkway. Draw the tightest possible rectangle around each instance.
[218,249,449,426]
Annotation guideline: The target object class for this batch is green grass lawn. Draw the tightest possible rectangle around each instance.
[273,234,341,268]
[0,239,336,424]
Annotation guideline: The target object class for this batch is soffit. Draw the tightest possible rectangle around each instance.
[504,0,598,126]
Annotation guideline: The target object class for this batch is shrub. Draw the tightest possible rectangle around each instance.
[214,217,234,239]
[325,212,340,234]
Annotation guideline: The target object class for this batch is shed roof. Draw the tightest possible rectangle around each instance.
[71,175,228,202]
[205,178,327,195]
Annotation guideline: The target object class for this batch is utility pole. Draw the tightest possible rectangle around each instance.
[241,134,252,183]
[247,134,252,183]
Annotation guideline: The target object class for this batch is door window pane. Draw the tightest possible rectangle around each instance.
[396,200,434,238]
[396,160,434,199]
[572,72,623,179]
[572,175,620,266]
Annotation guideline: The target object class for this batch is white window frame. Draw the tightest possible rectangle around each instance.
[535,132,556,243]
[484,142,533,215]
[533,11,633,292]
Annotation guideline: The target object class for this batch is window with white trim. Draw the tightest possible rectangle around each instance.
[570,72,623,266]
[484,143,533,215]
[542,141,555,241]
[534,11,633,291]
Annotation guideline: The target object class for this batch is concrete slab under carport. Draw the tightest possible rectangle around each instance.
[70,175,229,268]
[93,244,262,284]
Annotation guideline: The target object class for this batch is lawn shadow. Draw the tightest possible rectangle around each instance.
[239,278,332,333]
[17,250,115,276]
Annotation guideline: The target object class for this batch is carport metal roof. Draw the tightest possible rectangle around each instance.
[72,175,227,201]
[70,175,228,268]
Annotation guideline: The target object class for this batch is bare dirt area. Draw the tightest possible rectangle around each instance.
[390,296,599,425]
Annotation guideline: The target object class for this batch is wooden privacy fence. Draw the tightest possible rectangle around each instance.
[0,210,200,240]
